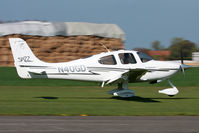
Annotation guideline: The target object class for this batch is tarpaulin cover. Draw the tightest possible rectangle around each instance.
[0,21,125,41]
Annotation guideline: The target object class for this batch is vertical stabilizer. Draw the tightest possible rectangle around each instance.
[9,38,46,78]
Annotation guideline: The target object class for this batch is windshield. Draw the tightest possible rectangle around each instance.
[137,52,153,63]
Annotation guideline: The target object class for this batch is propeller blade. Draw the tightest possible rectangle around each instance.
[180,48,184,64]
[180,64,185,76]
[180,64,191,76]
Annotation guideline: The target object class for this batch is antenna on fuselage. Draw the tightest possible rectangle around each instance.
[99,42,110,52]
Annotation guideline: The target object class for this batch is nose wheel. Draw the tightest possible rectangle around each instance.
[158,80,179,96]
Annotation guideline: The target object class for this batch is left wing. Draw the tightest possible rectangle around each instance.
[105,68,147,85]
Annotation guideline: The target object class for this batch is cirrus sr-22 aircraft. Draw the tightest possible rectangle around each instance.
[9,38,190,98]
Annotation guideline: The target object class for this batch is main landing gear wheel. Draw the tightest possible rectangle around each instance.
[108,81,134,98]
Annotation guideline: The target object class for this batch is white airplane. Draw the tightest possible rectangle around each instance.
[9,38,190,98]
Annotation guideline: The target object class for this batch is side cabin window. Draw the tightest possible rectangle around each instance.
[137,52,153,63]
[119,53,137,64]
[98,55,117,65]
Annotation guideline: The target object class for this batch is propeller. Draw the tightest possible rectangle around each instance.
[180,64,185,76]
[180,48,190,76]
[180,48,184,64]
[180,48,185,75]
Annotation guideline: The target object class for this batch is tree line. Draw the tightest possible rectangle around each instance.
[136,37,199,60]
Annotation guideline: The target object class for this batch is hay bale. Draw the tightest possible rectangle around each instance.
[0,35,124,66]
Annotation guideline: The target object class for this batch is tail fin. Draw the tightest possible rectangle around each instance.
[9,38,45,78]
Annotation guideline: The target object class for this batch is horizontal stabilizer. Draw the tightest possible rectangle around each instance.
[28,69,45,74]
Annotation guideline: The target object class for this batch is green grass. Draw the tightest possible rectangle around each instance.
[0,67,199,116]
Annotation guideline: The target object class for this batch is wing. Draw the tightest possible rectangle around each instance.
[105,68,148,85]
[128,69,148,83]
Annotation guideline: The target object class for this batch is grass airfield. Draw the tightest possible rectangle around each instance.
[0,67,198,116]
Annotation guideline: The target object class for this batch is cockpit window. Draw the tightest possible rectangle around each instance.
[137,52,153,63]
[119,53,137,64]
[98,55,117,65]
